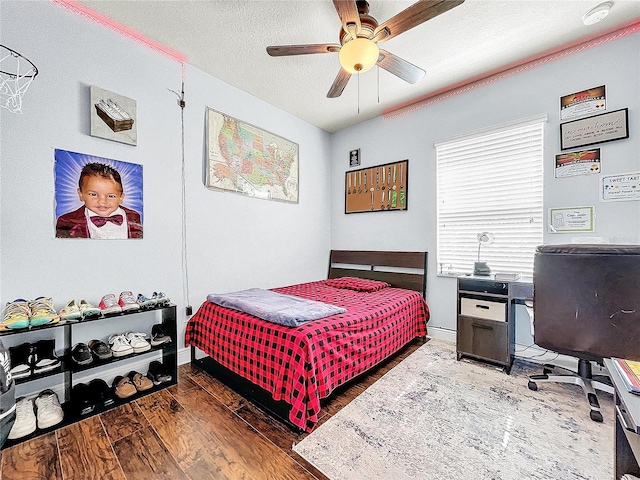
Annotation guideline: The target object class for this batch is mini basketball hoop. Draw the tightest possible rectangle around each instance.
[0,44,38,114]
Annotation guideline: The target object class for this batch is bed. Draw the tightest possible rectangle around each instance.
[185,250,429,432]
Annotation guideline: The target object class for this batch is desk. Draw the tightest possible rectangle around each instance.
[603,358,640,479]
[456,275,533,374]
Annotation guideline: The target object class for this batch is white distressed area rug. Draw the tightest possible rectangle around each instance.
[293,339,614,480]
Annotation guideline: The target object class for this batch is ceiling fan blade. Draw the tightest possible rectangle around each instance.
[327,68,352,98]
[374,0,465,43]
[377,50,425,84]
[267,44,341,56]
[333,0,361,35]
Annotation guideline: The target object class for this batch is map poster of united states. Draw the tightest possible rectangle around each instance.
[205,107,299,204]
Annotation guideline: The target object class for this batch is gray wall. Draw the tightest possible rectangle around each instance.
[0,1,331,368]
[330,33,640,337]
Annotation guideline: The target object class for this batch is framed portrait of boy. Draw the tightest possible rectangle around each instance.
[54,149,143,239]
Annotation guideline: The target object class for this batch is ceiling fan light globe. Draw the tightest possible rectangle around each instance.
[339,38,379,74]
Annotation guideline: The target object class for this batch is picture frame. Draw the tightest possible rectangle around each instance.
[54,149,144,239]
[601,172,640,202]
[548,206,594,233]
[90,86,137,146]
[345,160,408,214]
[560,85,606,121]
[560,108,628,151]
[349,148,360,167]
[554,148,600,178]
[205,107,299,204]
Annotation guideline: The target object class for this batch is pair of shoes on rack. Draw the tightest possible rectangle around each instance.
[9,340,61,379]
[1,298,59,330]
[136,292,170,309]
[113,370,154,399]
[108,332,150,357]
[71,339,114,367]
[99,292,140,315]
[150,324,172,347]
[72,379,114,415]
[71,343,93,366]
[136,294,156,309]
[59,299,101,321]
[152,292,170,307]
[8,390,63,439]
[148,361,172,386]
[72,332,149,365]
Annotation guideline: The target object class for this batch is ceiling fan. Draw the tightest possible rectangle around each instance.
[266,0,465,98]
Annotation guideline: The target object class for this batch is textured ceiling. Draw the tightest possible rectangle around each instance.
[75,0,640,132]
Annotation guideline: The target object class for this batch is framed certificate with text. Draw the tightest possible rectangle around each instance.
[560,108,628,150]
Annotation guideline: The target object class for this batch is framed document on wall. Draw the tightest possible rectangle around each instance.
[345,160,408,213]
[560,108,628,150]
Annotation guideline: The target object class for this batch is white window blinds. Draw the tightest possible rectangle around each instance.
[435,116,546,277]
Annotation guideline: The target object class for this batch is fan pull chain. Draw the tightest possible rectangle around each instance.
[357,71,360,114]
[377,65,380,104]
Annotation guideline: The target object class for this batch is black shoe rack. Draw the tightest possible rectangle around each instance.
[1,304,177,449]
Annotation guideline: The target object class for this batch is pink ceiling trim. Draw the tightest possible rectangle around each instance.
[51,0,187,63]
[384,19,640,120]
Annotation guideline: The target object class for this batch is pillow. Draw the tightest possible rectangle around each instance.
[325,277,390,292]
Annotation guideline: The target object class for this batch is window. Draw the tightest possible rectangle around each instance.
[435,115,546,277]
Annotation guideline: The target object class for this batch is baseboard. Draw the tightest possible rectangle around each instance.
[426,326,607,375]
[426,326,456,344]
[178,346,191,366]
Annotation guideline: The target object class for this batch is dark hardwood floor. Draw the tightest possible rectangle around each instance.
[0,340,423,480]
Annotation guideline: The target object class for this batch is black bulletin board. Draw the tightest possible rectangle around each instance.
[345,160,408,213]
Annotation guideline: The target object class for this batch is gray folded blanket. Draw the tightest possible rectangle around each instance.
[207,288,347,327]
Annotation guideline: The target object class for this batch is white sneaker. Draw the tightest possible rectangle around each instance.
[8,397,36,439]
[125,332,151,353]
[34,389,64,429]
[108,333,133,357]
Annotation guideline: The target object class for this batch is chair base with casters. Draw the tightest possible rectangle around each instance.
[528,358,614,422]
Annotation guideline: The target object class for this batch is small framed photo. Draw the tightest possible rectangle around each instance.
[349,148,360,167]
[560,108,628,150]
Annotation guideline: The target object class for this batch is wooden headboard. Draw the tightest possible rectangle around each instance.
[328,250,428,297]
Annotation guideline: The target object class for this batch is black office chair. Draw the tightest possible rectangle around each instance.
[528,244,640,422]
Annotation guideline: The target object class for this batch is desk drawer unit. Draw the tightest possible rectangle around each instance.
[457,315,509,365]
[460,297,507,322]
[456,276,520,373]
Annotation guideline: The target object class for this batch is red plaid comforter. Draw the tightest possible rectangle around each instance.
[184,280,429,431]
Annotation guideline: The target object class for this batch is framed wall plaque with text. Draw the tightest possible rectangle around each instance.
[560,108,628,150]
[345,160,408,213]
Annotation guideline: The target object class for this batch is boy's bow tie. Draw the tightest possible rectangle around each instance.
[90,214,123,227]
